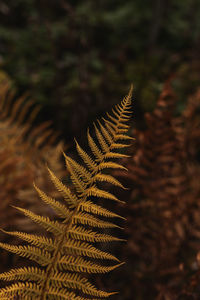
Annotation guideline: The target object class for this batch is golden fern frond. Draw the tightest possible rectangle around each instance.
[47,167,78,208]
[87,129,104,161]
[12,206,64,235]
[63,240,119,261]
[34,183,70,218]
[0,230,55,251]
[79,200,125,219]
[0,86,133,299]
[73,212,122,229]
[67,225,124,242]
[0,243,51,266]
[94,173,127,189]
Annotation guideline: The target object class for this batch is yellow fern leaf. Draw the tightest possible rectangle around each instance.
[0,267,45,282]
[73,212,122,229]
[75,139,97,171]
[94,123,110,153]
[12,206,64,235]
[87,129,103,161]
[79,200,125,219]
[63,239,119,261]
[58,255,124,273]
[47,167,78,208]
[0,229,54,251]
[67,225,125,243]
[94,173,127,189]
[0,243,51,266]
[50,272,114,297]
[34,183,70,218]
[86,186,124,203]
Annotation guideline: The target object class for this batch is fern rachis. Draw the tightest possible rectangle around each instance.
[0,87,133,299]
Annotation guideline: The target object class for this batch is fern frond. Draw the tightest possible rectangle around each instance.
[86,186,124,203]
[67,226,124,242]
[97,120,113,145]
[34,184,70,218]
[87,129,103,161]
[63,154,92,184]
[0,267,45,282]
[111,142,131,149]
[0,282,84,299]
[0,229,54,251]
[0,87,133,299]
[75,139,98,172]
[103,119,116,137]
[115,134,134,140]
[0,242,51,266]
[94,173,127,189]
[58,255,123,273]
[65,156,88,195]
[47,167,78,208]
[98,161,128,171]
[105,152,130,159]
[63,239,119,261]
[94,123,110,153]
[13,206,64,235]
[79,200,125,219]
[73,212,122,229]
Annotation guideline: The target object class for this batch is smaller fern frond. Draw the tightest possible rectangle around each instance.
[63,154,92,184]
[94,174,127,189]
[12,206,64,235]
[86,187,124,203]
[98,161,128,171]
[47,167,78,208]
[0,229,54,251]
[65,157,88,195]
[58,255,124,273]
[79,200,125,219]
[97,120,113,145]
[110,142,131,149]
[73,212,122,229]
[63,239,119,261]
[67,226,125,242]
[0,267,45,282]
[94,123,110,153]
[0,243,51,266]
[87,129,103,161]
[105,152,130,159]
[75,139,98,172]
[50,271,115,297]
[34,183,70,218]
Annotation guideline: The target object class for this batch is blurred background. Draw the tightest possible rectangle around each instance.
[1,1,200,300]
[0,0,200,140]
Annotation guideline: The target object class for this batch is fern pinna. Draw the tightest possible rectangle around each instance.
[0,88,133,299]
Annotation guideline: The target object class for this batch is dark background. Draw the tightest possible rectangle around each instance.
[0,0,200,142]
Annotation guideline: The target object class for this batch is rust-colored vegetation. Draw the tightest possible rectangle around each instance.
[114,80,200,299]
[0,80,65,273]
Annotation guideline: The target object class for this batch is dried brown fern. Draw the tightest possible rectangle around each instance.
[0,81,65,272]
[114,80,198,299]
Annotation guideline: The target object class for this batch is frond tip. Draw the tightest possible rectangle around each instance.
[0,87,133,299]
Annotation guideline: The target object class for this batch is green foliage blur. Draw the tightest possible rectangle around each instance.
[0,0,200,139]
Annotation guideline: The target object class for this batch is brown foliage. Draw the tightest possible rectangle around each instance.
[115,80,200,299]
[0,82,65,272]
